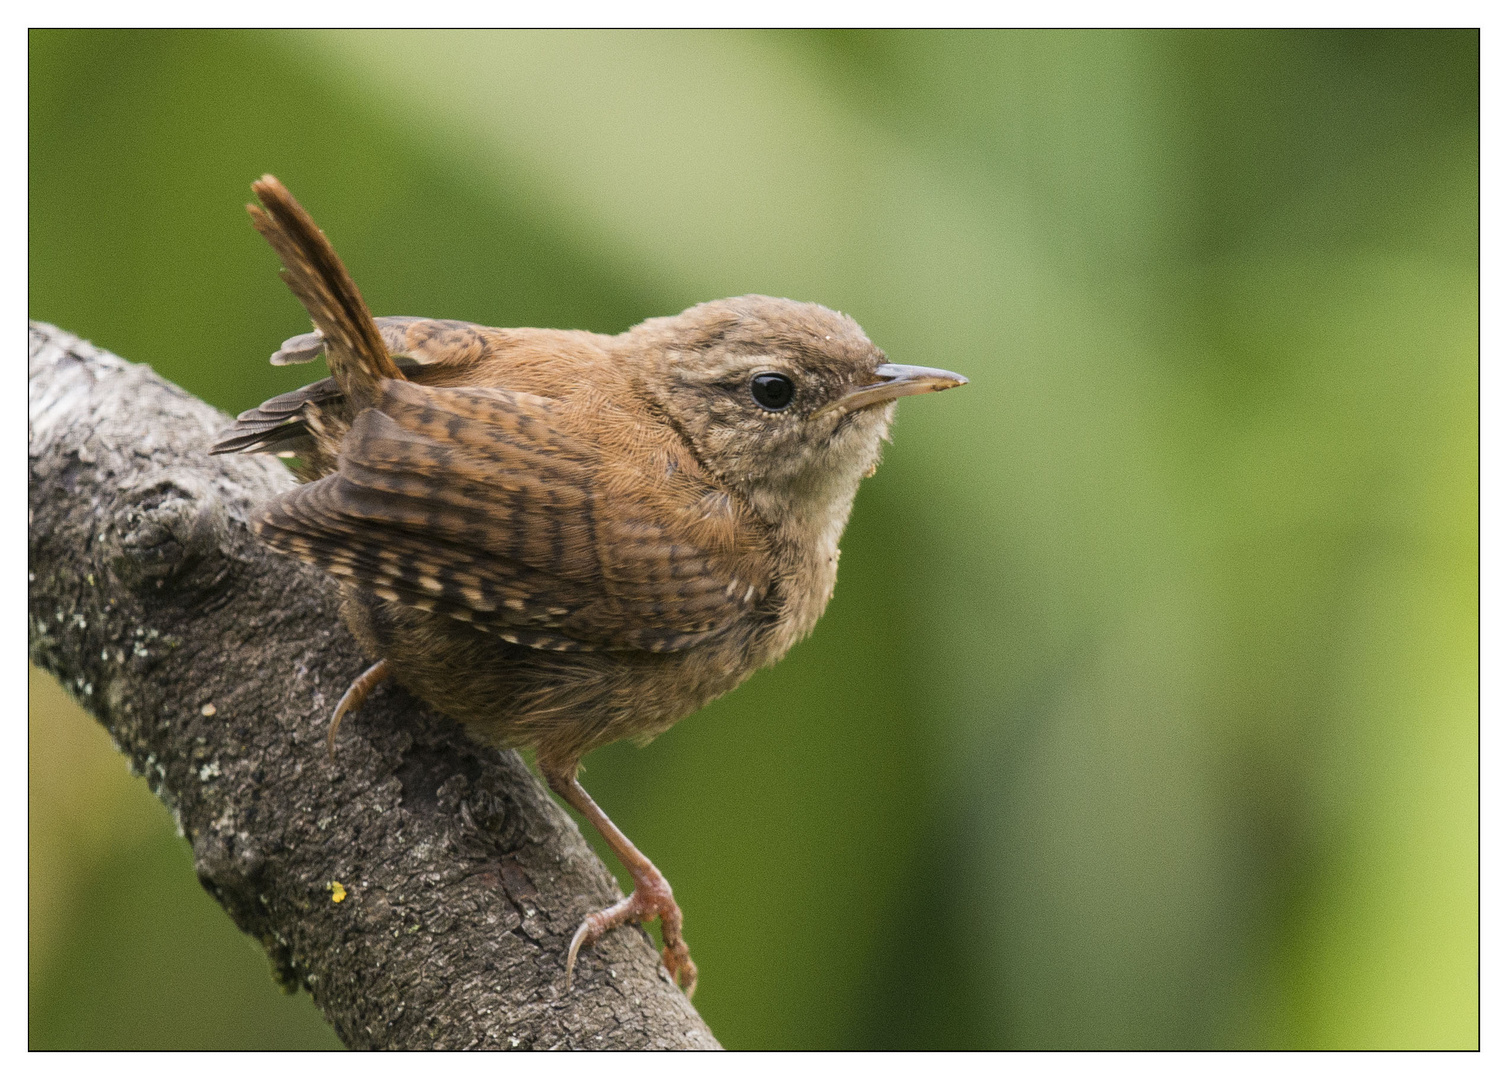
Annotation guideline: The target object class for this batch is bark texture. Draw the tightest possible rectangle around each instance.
[27,321,719,1050]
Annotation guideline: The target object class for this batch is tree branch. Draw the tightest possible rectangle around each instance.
[27,321,719,1050]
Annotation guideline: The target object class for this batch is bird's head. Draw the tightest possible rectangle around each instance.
[629,295,966,533]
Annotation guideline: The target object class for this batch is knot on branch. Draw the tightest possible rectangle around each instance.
[193,826,271,927]
[111,476,231,596]
[396,740,532,860]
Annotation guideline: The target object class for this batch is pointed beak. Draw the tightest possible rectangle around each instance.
[817,363,969,417]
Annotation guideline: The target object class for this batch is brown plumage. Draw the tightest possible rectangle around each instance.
[214,175,966,994]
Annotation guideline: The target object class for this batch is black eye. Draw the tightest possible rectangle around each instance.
[750,372,795,411]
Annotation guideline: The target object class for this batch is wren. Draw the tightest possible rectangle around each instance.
[212,176,966,994]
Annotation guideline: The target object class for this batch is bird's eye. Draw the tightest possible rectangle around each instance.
[750,372,795,411]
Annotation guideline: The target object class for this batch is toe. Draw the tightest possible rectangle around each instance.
[563,888,698,996]
[662,943,698,996]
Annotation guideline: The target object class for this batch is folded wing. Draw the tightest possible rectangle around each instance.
[251,379,769,653]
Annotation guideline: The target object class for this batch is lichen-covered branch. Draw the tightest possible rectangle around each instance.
[27,321,719,1050]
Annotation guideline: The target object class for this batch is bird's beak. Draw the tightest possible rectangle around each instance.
[817,363,968,417]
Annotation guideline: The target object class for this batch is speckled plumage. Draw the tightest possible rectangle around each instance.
[213,176,965,993]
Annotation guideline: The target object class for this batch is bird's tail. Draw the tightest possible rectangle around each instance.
[247,175,405,407]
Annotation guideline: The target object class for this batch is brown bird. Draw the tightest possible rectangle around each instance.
[212,175,966,995]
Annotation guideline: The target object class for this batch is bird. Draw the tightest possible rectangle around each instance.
[212,175,966,995]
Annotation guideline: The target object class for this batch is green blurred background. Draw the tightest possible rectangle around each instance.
[28,29,1477,1050]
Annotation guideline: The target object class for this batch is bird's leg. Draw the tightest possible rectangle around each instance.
[327,658,391,757]
[542,765,697,996]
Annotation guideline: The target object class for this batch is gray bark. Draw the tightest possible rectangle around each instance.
[27,321,719,1050]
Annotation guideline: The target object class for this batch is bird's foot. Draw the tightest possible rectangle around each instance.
[566,870,697,996]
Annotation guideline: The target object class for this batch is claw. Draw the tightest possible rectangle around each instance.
[565,922,590,988]
[327,658,391,758]
[663,941,698,997]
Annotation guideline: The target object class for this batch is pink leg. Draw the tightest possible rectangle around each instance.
[542,767,697,995]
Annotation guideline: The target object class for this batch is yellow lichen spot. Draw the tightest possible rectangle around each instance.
[200,703,217,717]
[329,881,347,903]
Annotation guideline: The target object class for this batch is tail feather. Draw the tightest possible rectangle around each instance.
[248,175,406,405]
[209,376,340,456]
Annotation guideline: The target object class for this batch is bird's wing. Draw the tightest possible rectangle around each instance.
[250,378,771,653]
[210,377,341,456]
[210,350,447,459]
[271,316,495,368]
[213,316,499,457]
